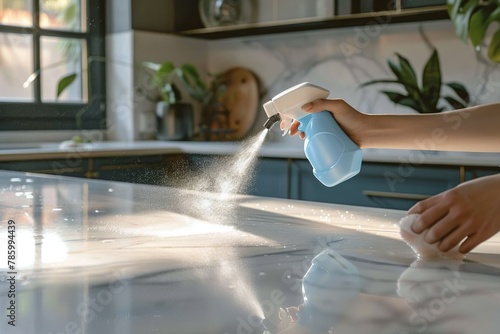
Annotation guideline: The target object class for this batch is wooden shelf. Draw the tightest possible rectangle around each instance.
[176,6,449,40]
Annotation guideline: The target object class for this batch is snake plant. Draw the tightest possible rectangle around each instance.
[361,49,470,113]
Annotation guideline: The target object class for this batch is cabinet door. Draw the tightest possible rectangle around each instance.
[180,155,289,198]
[92,155,167,185]
[0,159,86,178]
[291,160,460,210]
[247,158,289,198]
[176,154,227,189]
[290,159,368,205]
[464,166,500,181]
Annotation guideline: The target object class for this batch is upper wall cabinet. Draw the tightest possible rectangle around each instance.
[170,0,448,40]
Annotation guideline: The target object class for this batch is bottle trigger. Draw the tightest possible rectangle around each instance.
[281,114,293,136]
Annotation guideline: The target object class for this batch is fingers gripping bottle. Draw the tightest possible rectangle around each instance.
[263,82,362,187]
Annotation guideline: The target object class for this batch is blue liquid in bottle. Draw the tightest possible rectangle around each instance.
[298,111,362,187]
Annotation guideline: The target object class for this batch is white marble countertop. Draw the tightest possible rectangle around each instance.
[0,170,499,334]
[0,140,499,167]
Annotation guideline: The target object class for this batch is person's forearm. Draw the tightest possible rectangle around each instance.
[362,103,500,152]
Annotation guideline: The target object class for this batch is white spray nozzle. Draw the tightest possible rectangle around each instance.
[263,100,279,118]
[262,82,330,135]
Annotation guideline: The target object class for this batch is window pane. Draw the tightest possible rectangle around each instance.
[41,36,87,102]
[39,0,85,32]
[0,32,34,101]
[0,0,33,27]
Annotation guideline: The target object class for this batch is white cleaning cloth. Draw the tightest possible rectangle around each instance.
[399,214,465,260]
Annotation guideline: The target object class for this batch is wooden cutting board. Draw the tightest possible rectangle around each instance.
[215,67,261,140]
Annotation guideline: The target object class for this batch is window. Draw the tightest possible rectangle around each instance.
[0,0,105,131]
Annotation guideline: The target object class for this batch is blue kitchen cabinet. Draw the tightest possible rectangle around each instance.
[92,155,168,186]
[0,159,87,178]
[290,160,461,210]
[464,166,500,181]
[179,155,289,198]
[0,155,173,185]
[179,153,224,186]
[247,158,289,198]
[184,154,221,171]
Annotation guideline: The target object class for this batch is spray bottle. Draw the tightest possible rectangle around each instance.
[263,82,362,187]
[260,249,361,334]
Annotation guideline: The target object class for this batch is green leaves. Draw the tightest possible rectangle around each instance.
[52,56,110,100]
[469,3,499,47]
[156,61,176,80]
[448,0,500,63]
[360,49,470,114]
[381,91,422,112]
[445,82,470,104]
[142,61,210,105]
[56,73,77,99]
[389,54,421,103]
[443,96,467,109]
[422,49,441,112]
[179,63,207,103]
[447,0,479,42]
[488,29,500,62]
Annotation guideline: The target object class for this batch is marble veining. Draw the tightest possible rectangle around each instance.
[0,171,499,334]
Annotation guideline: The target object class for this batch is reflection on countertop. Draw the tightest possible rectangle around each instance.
[0,170,499,334]
[0,140,499,166]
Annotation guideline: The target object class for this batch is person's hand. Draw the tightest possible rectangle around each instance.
[408,174,500,254]
[284,305,303,322]
[280,98,368,146]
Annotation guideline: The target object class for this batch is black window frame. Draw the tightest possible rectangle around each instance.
[0,0,106,131]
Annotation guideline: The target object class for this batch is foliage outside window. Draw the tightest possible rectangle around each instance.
[0,0,105,130]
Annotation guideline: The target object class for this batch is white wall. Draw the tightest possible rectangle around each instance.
[106,31,134,141]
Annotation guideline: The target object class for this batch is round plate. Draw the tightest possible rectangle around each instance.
[199,0,257,27]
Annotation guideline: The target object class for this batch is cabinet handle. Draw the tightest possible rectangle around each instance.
[362,190,432,201]
[84,171,99,178]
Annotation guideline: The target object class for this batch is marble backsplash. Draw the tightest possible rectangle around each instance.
[207,20,500,145]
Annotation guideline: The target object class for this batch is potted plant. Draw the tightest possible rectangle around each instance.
[447,0,500,63]
[143,61,238,141]
[142,61,210,141]
[360,49,470,113]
